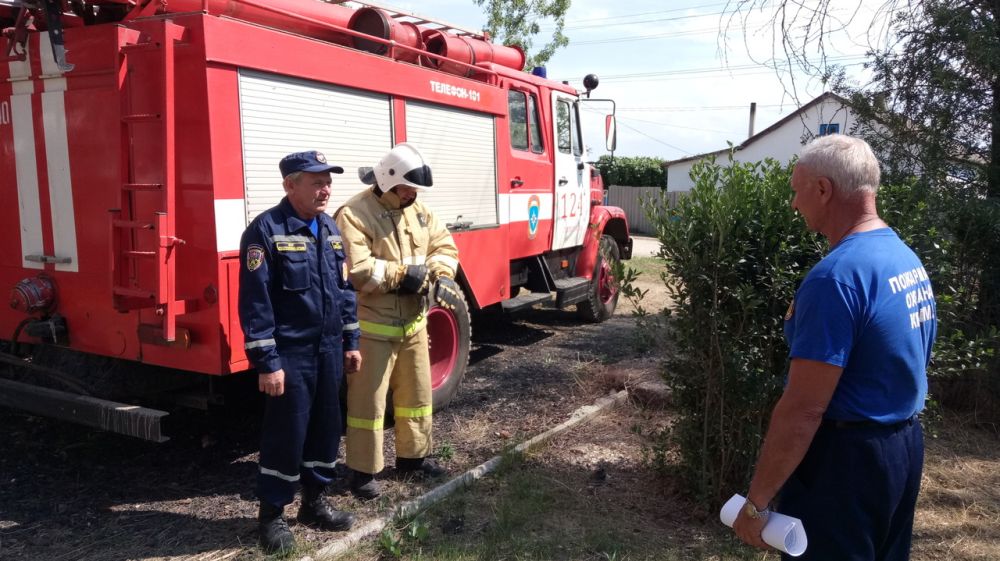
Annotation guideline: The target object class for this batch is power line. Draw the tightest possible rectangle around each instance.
[583,106,742,134]
[553,56,867,84]
[542,2,732,27]
[613,119,693,155]
[570,24,748,45]
[617,104,786,112]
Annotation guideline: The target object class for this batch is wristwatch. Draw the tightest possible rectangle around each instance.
[741,498,771,520]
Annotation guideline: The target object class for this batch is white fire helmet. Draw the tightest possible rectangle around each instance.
[358,142,434,191]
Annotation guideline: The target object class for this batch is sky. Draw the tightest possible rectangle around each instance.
[366,0,892,162]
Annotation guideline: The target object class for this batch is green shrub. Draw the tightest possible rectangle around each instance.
[597,155,666,187]
[645,153,1000,508]
[878,180,1000,422]
[647,155,824,506]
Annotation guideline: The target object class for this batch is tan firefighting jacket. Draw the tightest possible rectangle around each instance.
[335,187,459,340]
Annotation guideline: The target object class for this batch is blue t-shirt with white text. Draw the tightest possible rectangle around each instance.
[784,228,936,423]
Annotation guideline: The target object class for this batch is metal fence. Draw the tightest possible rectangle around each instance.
[606,185,683,235]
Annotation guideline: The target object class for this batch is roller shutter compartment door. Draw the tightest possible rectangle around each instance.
[404,101,498,228]
[239,70,393,223]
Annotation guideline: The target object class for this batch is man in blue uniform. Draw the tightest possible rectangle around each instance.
[239,150,362,554]
[733,135,936,561]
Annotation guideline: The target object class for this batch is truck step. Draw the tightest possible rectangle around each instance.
[554,277,591,308]
[501,292,553,313]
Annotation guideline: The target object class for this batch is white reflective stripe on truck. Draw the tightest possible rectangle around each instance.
[9,54,43,270]
[9,34,78,272]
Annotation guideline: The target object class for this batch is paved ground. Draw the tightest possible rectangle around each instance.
[630,235,660,258]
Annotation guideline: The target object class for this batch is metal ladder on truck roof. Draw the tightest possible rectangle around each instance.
[326,0,489,40]
[110,19,189,348]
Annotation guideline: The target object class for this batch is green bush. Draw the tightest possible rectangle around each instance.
[878,180,1000,421]
[597,155,666,187]
[643,154,1000,508]
[647,155,824,506]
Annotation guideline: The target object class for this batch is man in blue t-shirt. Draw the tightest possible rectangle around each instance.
[733,135,936,561]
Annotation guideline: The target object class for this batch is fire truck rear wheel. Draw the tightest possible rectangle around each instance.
[427,287,472,410]
[576,235,620,323]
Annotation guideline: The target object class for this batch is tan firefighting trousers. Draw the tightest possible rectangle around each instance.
[345,327,432,474]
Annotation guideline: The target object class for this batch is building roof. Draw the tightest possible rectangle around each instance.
[662,92,851,167]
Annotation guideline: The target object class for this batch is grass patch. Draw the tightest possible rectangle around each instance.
[336,404,999,561]
[347,460,761,561]
[624,256,665,279]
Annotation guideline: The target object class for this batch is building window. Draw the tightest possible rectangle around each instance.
[819,123,840,136]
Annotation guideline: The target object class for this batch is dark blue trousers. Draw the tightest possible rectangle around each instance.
[779,418,924,561]
[257,349,344,508]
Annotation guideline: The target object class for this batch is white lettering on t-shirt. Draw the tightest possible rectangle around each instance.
[888,266,935,329]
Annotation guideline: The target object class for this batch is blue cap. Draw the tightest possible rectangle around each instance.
[279,151,345,178]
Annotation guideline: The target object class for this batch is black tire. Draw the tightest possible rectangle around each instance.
[576,235,621,323]
[427,287,472,410]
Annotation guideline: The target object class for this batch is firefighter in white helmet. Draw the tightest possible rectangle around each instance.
[335,142,460,498]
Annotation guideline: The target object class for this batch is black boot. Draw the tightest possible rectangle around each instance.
[297,485,355,531]
[258,502,295,554]
[396,457,447,477]
[349,469,382,500]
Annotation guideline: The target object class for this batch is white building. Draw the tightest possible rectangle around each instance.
[664,92,855,192]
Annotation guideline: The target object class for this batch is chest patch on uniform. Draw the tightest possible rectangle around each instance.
[331,240,343,251]
[246,245,264,272]
[784,299,795,321]
[275,241,307,252]
[416,213,428,228]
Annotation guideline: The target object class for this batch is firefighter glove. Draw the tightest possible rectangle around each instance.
[433,276,461,310]
[398,264,429,294]
[429,268,454,283]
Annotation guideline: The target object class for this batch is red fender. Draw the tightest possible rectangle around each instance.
[575,205,630,279]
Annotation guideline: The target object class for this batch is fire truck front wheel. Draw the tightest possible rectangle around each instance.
[577,235,621,323]
[427,287,472,410]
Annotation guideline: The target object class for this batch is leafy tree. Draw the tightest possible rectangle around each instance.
[596,155,666,187]
[473,0,570,70]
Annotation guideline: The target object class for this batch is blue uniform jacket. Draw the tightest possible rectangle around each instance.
[238,197,360,373]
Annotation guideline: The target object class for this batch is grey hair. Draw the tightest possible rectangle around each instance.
[797,134,881,196]
[283,171,304,185]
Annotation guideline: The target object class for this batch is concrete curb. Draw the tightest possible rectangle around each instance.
[303,389,629,561]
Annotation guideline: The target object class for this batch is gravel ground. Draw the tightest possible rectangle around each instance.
[0,298,654,561]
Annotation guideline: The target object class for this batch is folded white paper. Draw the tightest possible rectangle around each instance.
[720,494,808,557]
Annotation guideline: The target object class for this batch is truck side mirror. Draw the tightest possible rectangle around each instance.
[605,115,617,152]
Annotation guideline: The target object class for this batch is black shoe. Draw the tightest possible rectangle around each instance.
[396,457,447,477]
[297,485,355,531]
[349,470,382,500]
[258,502,296,554]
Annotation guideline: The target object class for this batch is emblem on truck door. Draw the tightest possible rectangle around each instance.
[528,195,541,239]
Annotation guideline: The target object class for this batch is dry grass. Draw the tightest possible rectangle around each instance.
[912,414,1000,560]
[336,393,1000,561]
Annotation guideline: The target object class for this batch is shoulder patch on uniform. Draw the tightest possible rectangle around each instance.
[246,245,264,272]
[417,213,428,228]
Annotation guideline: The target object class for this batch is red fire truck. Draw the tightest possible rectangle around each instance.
[0,0,632,441]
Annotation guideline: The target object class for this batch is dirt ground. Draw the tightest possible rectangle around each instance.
[0,268,672,561]
[2,261,996,561]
